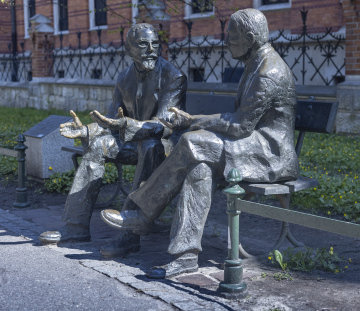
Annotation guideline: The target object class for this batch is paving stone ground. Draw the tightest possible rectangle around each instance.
[1,181,360,310]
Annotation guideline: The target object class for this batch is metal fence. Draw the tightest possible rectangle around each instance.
[0,8,345,85]
[169,8,345,85]
[45,29,131,80]
[0,42,32,82]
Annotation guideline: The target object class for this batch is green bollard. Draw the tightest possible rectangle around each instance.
[219,168,247,299]
[13,134,30,208]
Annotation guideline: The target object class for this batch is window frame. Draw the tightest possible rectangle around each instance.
[53,0,69,35]
[184,0,215,20]
[253,0,291,11]
[89,0,108,31]
[23,0,36,39]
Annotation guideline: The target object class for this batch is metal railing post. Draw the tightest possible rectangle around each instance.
[219,168,247,299]
[13,134,30,208]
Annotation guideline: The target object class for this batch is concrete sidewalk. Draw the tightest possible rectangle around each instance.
[1,190,360,310]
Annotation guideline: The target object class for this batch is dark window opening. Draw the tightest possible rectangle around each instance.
[95,0,107,26]
[59,0,69,31]
[190,68,204,82]
[28,71,32,82]
[262,0,289,5]
[192,0,213,14]
[58,70,65,78]
[91,69,102,79]
[28,0,36,28]
[333,75,345,85]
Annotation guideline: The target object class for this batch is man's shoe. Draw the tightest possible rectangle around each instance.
[39,224,90,245]
[100,231,141,258]
[101,209,151,235]
[146,254,198,279]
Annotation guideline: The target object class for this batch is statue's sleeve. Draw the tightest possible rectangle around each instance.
[189,77,277,139]
[121,74,187,143]
[84,83,123,144]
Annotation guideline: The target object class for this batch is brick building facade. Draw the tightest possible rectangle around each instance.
[0,1,346,52]
[0,1,359,133]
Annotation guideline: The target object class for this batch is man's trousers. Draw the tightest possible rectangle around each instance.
[129,130,225,255]
[63,134,165,228]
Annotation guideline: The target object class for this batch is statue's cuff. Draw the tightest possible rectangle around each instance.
[82,125,89,138]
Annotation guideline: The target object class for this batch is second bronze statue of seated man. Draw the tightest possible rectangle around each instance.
[93,8,300,278]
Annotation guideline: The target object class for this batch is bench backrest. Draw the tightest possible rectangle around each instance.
[295,100,338,134]
[186,93,339,134]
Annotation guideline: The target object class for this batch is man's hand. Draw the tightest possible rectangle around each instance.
[59,110,87,139]
[159,107,193,131]
[90,108,126,131]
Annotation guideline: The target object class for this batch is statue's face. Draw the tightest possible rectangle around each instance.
[130,28,159,71]
[225,19,252,61]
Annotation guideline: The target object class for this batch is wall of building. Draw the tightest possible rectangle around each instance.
[0,2,13,52]
[0,0,347,52]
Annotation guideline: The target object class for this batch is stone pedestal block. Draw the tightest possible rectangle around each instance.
[23,115,74,180]
[336,80,360,134]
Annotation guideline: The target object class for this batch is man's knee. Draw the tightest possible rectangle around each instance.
[84,135,121,163]
[188,163,213,181]
[178,130,224,163]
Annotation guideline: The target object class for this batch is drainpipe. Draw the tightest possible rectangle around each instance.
[11,0,18,82]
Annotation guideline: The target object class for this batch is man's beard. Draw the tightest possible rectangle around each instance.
[141,58,157,71]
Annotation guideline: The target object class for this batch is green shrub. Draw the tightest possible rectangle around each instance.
[269,246,347,274]
[0,155,18,175]
[44,163,136,193]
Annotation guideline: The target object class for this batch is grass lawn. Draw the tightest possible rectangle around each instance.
[0,107,359,221]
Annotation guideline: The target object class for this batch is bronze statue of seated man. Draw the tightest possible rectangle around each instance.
[95,8,300,278]
[40,24,187,258]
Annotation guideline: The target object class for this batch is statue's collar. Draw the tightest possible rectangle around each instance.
[244,43,272,66]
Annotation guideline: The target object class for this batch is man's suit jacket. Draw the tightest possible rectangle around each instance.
[87,57,187,145]
[191,43,299,182]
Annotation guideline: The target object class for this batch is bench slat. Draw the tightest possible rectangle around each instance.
[61,146,84,155]
[236,199,360,239]
[238,181,290,195]
[281,176,319,192]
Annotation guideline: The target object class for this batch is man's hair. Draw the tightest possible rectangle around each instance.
[231,9,269,48]
[125,23,158,55]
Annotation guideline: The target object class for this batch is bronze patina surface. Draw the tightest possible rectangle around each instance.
[101,9,299,278]
[40,24,187,247]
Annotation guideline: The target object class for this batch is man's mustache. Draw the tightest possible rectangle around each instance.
[141,53,158,59]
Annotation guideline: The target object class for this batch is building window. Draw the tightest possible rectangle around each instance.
[190,68,204,82]
[28,0,36,27]
[89,0,108,30]
[262,0,289,4]
[59,0,69,31]
[192,0,213,14]
[53,0,69,35]
[95,0,107,26]
[23,0,36,38]
[91,69,102,79]
[253,0,291,11]
[184,0,214,20]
